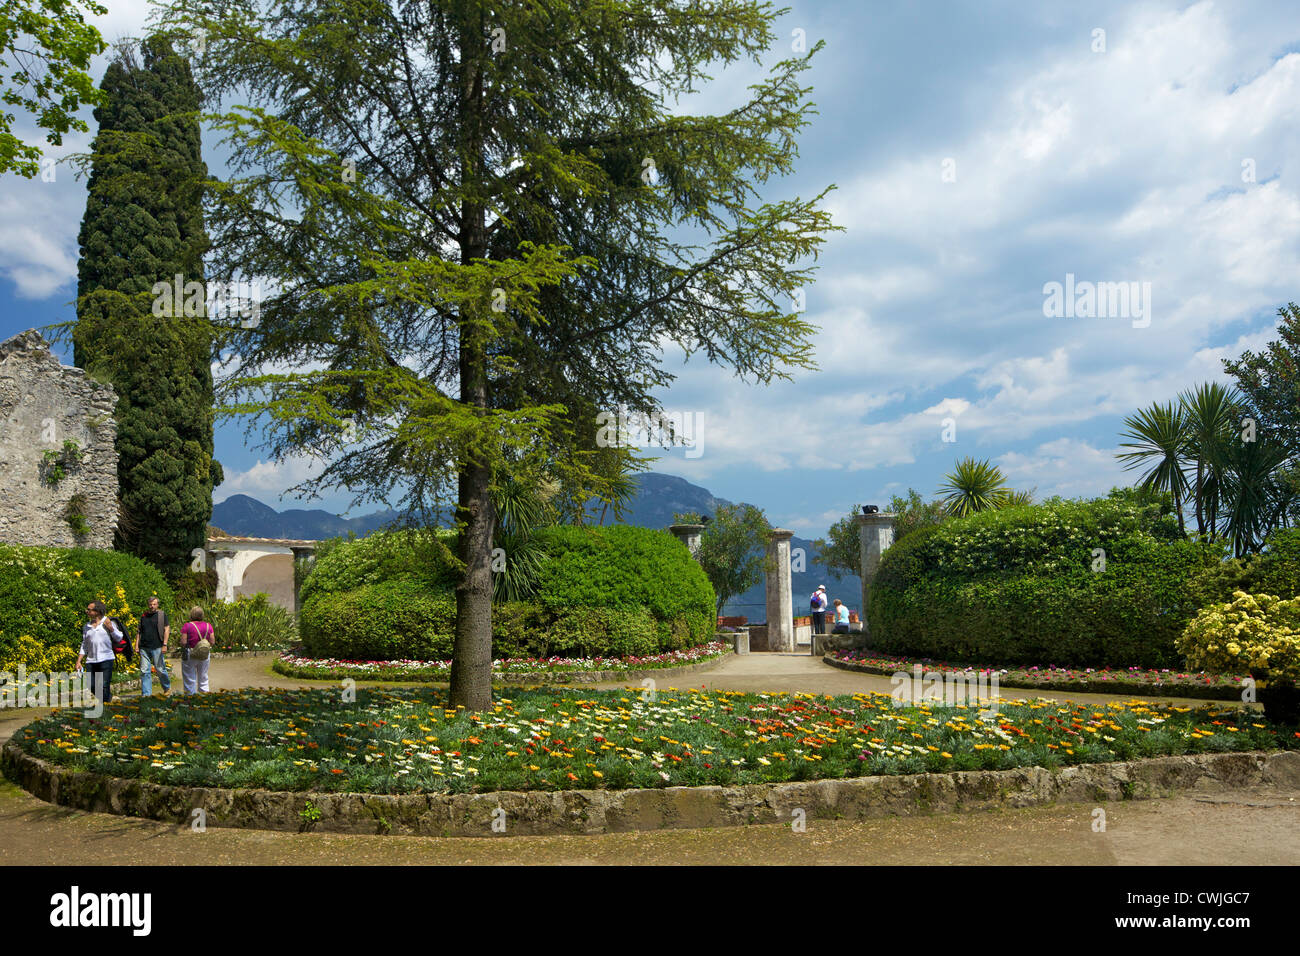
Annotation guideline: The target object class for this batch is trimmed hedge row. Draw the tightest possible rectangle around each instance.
[300,525,715,660]
[867,497,1217,668]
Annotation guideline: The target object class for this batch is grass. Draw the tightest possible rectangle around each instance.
[15,684,1297,795]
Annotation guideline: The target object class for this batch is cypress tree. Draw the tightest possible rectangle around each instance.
[73,35,220,577]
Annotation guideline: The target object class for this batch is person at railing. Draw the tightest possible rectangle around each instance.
[831,599,851,634]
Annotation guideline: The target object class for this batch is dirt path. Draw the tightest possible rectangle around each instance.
[1,778,1294,865]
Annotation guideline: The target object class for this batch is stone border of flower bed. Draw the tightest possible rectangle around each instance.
[4,732,1295,838]
[821,653,1244,701]
[270,647,733,686]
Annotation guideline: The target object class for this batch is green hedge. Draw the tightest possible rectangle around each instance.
[62,548,174,622]
[0,544,172,664]
[299,525,715,661]
[299,529,459,605]
[1207,527,1300,600]
[867,497,1216,668]
[301,579,457,660]
[531,525,715,646]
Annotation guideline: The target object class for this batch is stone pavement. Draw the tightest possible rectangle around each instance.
[0,650,1291,865]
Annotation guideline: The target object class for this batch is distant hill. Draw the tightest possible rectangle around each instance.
[211,494,400,540]
[212,473,861,617]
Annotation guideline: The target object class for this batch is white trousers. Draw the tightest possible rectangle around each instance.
[181,657,210,694]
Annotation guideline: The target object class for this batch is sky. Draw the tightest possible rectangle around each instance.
[3,0,1300,538]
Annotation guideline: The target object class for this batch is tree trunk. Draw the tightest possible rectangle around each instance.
[1194,459,1205,536]
[448,6,494,712]
[450,455,494,712]
[1173,479,1185,536]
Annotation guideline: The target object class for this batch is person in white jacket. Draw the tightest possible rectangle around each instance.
[76,601,121,706]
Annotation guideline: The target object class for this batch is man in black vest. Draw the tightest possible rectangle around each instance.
[135,596,172,696]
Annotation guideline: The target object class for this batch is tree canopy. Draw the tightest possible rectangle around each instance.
[0,0,106,176]
[153,0,837,708]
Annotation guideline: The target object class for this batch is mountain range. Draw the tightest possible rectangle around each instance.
[211,472,861,617]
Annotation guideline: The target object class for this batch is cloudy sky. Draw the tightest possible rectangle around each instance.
[3,0,1299,537]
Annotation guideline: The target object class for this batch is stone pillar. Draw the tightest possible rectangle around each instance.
[211,550,238,603]
[856,512,895,636]
[668,523,704,558]
[764,528,795,652]
[291,546,315,614]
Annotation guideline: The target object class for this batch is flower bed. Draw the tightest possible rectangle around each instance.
[12,684,1295,795]
[826,650,1249,700]
[271,641,731,683]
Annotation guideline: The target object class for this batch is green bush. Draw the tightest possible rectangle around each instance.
[1188,528,1300,605]
[62,548,174,625]
[299,529,459,605]
[868,497,1217,668]
[298,525,715,661]
[0,545,81,659]
[0,544,172,664]
[200,594,299,652]
[302,579,457,661]
[532,525,715,645]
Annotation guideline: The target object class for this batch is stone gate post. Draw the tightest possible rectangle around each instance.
[764,528,795,652]
[856,512,895,637]
[668,523,704,558]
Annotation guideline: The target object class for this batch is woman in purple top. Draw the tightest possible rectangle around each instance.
[180,606,217,695]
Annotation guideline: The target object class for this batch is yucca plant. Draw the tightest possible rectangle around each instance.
[1179,383,1241,538]
[1117,400,1190,534]
[201,594,299,651]
[937,457,1010,517]
[1001,488,1035,508]
[490,473,553,602]
[1217,434,1291,557]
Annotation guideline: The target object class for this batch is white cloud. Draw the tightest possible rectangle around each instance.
[216,455,326,500]
[996,438,1129,499]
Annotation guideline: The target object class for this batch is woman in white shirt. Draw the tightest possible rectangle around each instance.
[76,601,122,706]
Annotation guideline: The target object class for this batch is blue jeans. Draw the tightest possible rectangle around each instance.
[140,647,171,695]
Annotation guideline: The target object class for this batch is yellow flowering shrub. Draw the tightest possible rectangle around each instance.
[0,634,79,673]
[1177,591,1300,682]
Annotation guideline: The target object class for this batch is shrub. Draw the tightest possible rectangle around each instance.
[0,544,172,665]
[0,634,79,673]
[868,497,1216,668]
[1177,591,1300,682]
[532,525,715,645]
[201,594,299,652]
[62,548,173,632]
[299,530,459,605]
[0,545,80,652]
[298,525,715,661]
[301,579,457,660]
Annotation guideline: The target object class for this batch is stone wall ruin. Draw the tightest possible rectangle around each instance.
[0,329,118,549]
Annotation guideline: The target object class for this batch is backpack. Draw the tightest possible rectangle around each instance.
[810,591,824,611]
[109,617,133,662]
[186,622,213,661]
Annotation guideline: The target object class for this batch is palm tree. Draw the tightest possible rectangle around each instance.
[1001,488,1035,508]
[1217,434,1290,556]
[1116,400,1190,534]
[1179,383,1241,538]
[937,457,1010,517]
